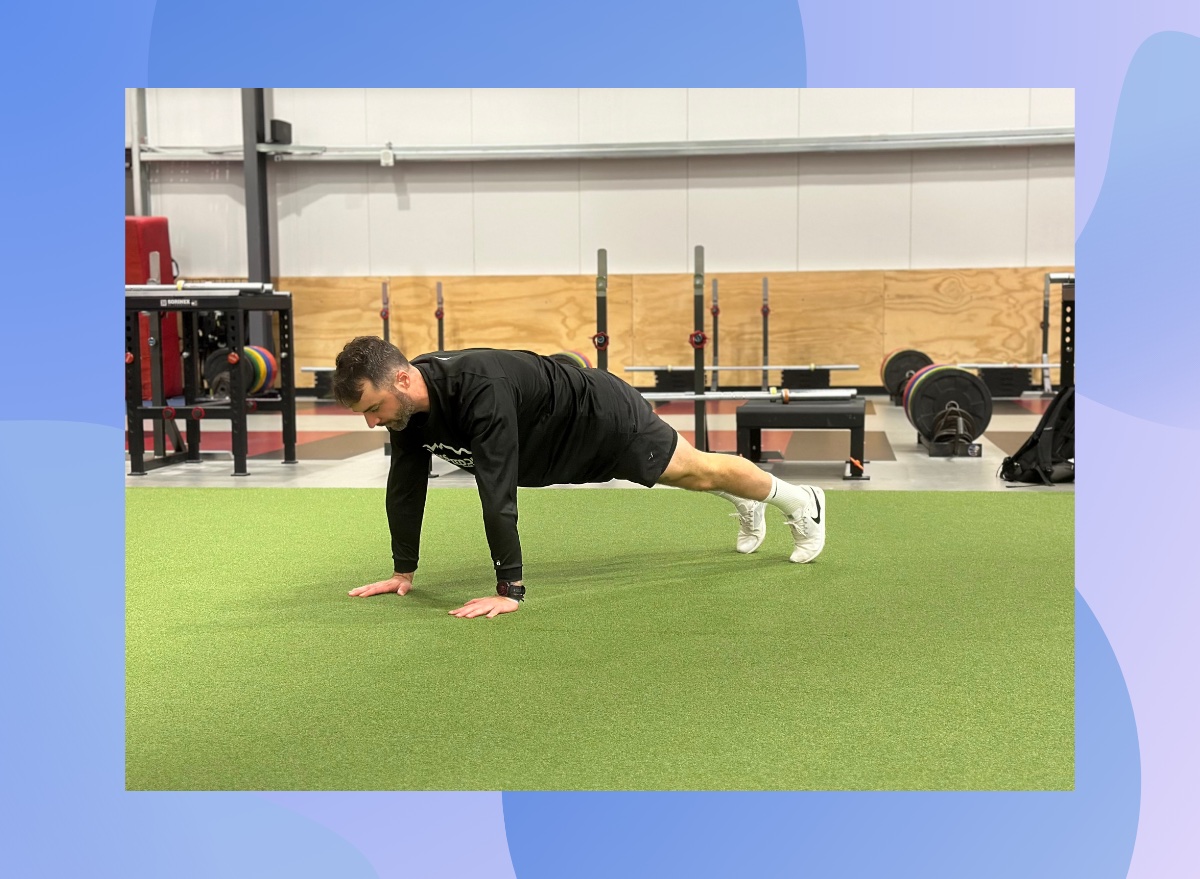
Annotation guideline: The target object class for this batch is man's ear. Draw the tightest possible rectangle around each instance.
[396,368,409,390]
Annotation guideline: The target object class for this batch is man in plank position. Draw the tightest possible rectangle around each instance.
[333,336,826,619]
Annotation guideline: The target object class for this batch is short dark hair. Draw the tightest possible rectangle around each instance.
[332,336,410,406]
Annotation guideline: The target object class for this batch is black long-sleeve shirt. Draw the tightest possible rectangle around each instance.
[386,349,647,581]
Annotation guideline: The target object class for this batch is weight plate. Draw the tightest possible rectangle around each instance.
[248,345,277,392]
[906,367,993,441]
[570,350,592,368]
[902,363,944,414]
[258,346,279,389]
[244,346,268,394]
[203,347,253,398]
[904,365,958,428]
[881,349,934,396]
[879,348,902,386]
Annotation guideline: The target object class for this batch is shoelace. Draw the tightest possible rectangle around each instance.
[731,509,757,531]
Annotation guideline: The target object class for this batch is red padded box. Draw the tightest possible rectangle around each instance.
[126,217,183,399]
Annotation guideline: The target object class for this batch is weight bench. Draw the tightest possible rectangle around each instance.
[736,398,868,480]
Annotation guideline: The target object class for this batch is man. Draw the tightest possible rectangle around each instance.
[332,336,826,619]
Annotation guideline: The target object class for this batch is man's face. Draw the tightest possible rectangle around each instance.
[352,375,417,431]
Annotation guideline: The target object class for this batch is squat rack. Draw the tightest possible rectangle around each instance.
[125,282,298,476]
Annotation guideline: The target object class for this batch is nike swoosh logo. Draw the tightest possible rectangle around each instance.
[810,488,822,524]
[433,356,454,361]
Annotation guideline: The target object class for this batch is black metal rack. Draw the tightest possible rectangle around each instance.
[125,285,297,476]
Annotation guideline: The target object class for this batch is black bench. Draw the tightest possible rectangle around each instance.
[736,398,868,480]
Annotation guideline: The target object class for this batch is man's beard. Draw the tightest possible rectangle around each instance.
[382,389,417,431]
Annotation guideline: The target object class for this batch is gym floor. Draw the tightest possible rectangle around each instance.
[124,392,1075,493]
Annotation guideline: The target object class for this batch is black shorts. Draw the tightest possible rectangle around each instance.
[602,379,679,487]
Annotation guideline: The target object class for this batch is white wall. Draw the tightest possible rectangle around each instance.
[133,89,1075,278]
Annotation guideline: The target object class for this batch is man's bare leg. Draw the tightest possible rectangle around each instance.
[657,433,827,563]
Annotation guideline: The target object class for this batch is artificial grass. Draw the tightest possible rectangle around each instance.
[126,487,1074,791]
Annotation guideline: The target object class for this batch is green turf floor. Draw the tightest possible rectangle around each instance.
[126,487,1074,791]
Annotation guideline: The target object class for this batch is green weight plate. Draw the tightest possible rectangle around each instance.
[244,346,267,394]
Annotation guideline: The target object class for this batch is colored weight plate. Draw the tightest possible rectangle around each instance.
[903,365,957,427]
[243,346,268,394]
[249,345,276,391]
[881,349,933,396]
[246,346,268,392]
[570,350,592,368]
[258,346,279,389]
[902,363,944,414]
[906,367,993,442]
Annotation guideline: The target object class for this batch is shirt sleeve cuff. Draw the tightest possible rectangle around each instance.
[496,565,523,582]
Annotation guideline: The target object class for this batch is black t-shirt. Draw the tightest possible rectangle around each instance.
[386,349,648,581]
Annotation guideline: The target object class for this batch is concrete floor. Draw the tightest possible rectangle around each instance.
[126,393,1073,494]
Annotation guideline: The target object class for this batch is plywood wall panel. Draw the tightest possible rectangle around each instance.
[274,266,1072,389]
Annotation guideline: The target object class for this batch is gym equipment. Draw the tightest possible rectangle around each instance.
[627,364,859,373]
[257,345,278,389]
[1060,278,1074,388]
[243,346,269,393]
[127,217,184,461]
[643,388,856,403]
[902,365,992,457]
[126,284,297,477]
[691,246,708,451]
[710,279,720,391]
[760,278,770,391]
[550,351,592,369]
[381,281,391,343]
[435,281,446,352]
[127,218,183,402]
[202,348,254,399]
[735,397,868,480]
[592,250,609,371]
[627,363,858,398]
[880,349,934,406]
[952,272,1075,397]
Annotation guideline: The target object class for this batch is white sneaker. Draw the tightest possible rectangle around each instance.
[732,500,767,554]
[785,486,826,563]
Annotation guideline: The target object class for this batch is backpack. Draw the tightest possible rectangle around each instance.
[999,385,1075,484]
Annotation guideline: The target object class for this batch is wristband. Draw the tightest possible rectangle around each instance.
[496,581,525,602]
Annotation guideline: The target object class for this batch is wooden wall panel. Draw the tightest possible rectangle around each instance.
[630,272,884,388]
[280,274,633,387]
[883,266,1072,385]
[628,274,696,388]
[274,266,1072,389]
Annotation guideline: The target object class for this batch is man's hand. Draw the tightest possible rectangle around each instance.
[449,596,520,619]
[349,572,414,598]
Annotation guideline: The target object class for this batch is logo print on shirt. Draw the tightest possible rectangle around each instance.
[423,442,473,469]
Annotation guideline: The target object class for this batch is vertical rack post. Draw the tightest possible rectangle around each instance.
[761,277,770,392]
[710,278,720,392]
[692,246,707,452]
[595,249,608,372]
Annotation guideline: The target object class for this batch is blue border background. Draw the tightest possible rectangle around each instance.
[2,2,1197,876]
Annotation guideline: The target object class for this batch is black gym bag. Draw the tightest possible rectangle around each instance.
[999,385,1075,485]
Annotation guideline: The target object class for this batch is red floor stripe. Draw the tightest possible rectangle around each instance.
[126,430,350,455]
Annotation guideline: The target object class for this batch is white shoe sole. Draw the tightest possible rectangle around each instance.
[787,486,826,564]
[735,502,767,554]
